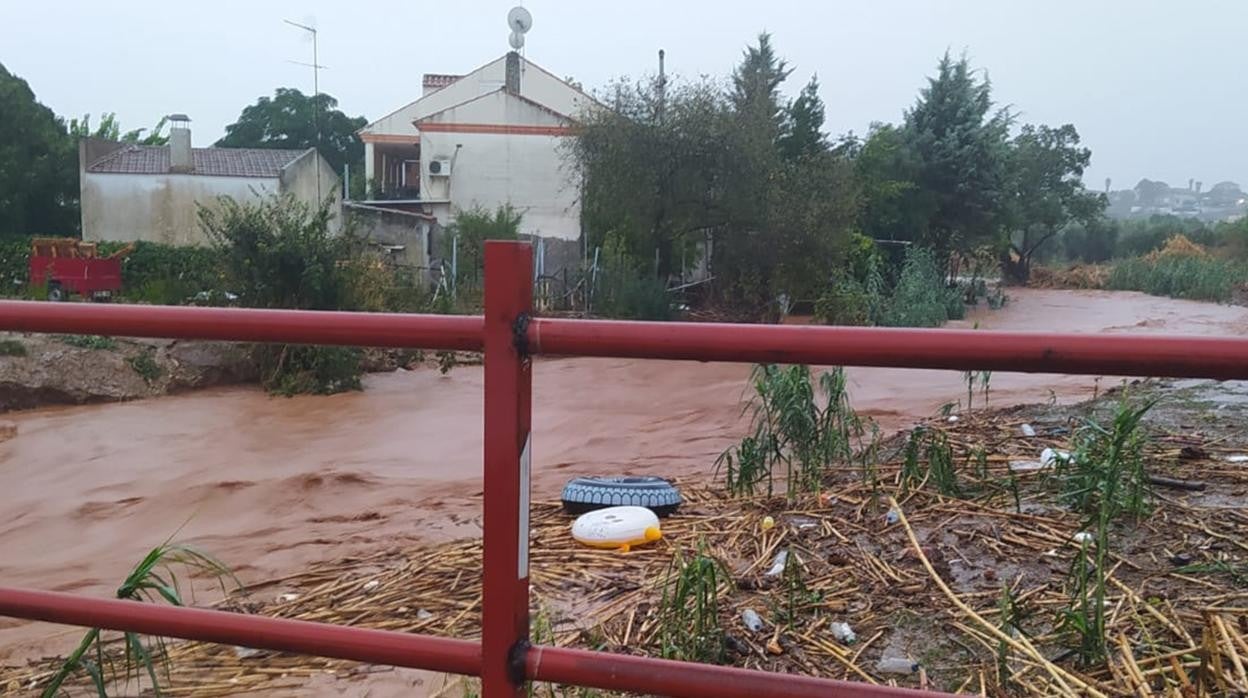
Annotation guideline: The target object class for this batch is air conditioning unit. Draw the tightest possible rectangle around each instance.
[427,157,452,177]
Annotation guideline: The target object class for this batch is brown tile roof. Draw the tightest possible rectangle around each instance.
[86,145,309,178]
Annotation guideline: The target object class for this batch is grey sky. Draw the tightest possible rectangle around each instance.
[2,1,1243,189]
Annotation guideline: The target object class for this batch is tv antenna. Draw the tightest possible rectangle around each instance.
[285,18,327,199]
[507,6,532,50]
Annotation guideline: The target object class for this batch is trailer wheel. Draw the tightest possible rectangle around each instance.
[47,284,64,302]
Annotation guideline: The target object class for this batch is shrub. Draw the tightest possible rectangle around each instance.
[880,247,963,327]
[0,339,26,357]
[591,235,672,321]
[200,195,362,395]
[111,241,223,302]
[58,334,117,350]
[127,351,163,383]
[443,205,521,289]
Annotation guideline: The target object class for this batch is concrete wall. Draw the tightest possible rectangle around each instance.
[344,203,435,275]
[280,150,343,232]
[81,173,278,245]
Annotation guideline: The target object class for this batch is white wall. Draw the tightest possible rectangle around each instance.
[359,55,594,138]
[81,172,277,245]
[279,150,343,232]
[421,129,580,241]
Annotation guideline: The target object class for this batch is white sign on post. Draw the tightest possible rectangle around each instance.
[518,433,531,579]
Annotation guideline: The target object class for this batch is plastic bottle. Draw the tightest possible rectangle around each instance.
[741,608,764,633]
[765,549,789,577]
[830,621,856,644]
[1020,423,1036,437]
[885,509,900,526]
[876,657,919,674]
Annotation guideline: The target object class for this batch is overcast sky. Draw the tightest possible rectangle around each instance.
[2,1,1243,189]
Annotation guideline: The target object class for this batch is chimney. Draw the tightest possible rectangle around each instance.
[168,114,193,173]
[505,51,521,94]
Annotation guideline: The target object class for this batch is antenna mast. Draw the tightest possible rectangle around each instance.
[285,19,326,200]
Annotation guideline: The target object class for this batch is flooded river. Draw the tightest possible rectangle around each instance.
[2,288,1247,662]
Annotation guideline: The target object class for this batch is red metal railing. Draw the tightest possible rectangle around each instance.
[1,239,1246,697]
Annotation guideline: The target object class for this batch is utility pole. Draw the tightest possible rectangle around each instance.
[285,19,326,200]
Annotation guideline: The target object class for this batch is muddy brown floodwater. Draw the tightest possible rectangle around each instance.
[2,288,1247,665]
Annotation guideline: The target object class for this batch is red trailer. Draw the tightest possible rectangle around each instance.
[28,238,131,302]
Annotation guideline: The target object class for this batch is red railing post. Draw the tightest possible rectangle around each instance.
[482,241,535,698]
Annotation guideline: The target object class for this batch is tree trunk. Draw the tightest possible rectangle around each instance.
[1000,245,1031,286]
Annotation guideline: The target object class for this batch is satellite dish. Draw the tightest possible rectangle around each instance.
[509,31,525,50]
[507,6,532,34]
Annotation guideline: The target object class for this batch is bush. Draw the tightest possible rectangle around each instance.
[813,279,872,326]
[443,205,521,289]
[591,236,672,320]
[0,339,26,356]
[111,241,223,303]
[0,238,29,294]
[880,247,963,327]
[127,351,163,383]
[58,334,117,350]
[200,195,362,395]
[261,345,362,396]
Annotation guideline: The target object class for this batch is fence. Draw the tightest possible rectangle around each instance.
[1,240,1246,697]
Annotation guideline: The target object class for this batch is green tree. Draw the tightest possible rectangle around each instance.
[853,123,936,263]
[778,75,827,161]
[730,33,793,144]
[69,113,170,145]
[216,88,367,174]
[571,76,733,278]
[0,62,78,235]
[1002,124,1105,282]
[903,52,1012,262]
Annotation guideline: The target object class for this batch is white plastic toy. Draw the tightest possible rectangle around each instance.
[571,506,662,552]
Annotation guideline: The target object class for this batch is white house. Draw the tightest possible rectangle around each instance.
[358,52,594,261]
[80,116,340,246]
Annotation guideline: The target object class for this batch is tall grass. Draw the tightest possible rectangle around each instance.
[900,427,959,496]
[716,365,864,499]
[658,542,729,664]
[42,541,238,697]
[1056,397,1155,666]
[1107,255,1247,302]
[816,247,966,328]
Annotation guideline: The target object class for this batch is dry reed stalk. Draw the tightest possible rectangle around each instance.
[887,496,1106,698]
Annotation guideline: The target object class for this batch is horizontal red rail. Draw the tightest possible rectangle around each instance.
[531,318,1248,379]
[527,645,934,698]
[0,588,937,698]
[0,587,481,675]
[1,301,1246,378]
[0,301,483,351]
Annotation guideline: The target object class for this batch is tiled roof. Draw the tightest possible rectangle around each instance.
[86,145,308,178]
[422,73,462,90]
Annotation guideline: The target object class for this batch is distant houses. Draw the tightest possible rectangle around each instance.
[80,116,340,246]
[1107,178,1246,222]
